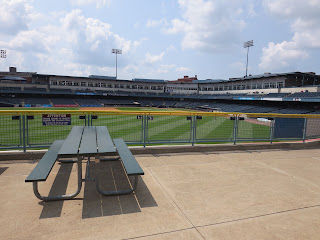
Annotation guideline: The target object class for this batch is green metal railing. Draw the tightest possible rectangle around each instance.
[1,110,320,151]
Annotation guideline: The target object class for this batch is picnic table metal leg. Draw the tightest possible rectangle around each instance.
[32,157,83,201]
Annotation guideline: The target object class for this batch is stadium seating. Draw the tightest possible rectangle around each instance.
[51,98,78,106]
[75,98,101,107]
[24,98,51,106]
[288,92,320,98]
[24,87,47,93]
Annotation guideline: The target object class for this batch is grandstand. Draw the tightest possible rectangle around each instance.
[1,67,320,114]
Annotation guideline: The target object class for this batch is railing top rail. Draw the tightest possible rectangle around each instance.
[0,109,320,118]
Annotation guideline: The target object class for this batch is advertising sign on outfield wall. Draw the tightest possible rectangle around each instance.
[42,114,71,126]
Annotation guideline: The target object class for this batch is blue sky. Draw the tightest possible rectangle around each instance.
[0,0,320,80]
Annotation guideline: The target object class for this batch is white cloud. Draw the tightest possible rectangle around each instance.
[69,0,111,8]
[166,0,248,52]
[145,52,165,63]
[146,18,168,28]
[0,0,32,35]
[0,8,138,77]
[176,66,191,72]
[260,0,320,71]
[259,41,308,70]
[58,9,133,66]
[156,64,176,74]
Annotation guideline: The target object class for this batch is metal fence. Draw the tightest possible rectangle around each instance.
[1,110,320,151]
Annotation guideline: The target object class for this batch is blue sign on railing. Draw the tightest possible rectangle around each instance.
[42,114,71,126]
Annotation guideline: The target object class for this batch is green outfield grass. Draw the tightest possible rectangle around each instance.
[0,109,271,149]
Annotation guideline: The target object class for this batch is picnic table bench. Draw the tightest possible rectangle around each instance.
[25,126,144,201]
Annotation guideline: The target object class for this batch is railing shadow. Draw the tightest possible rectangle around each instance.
[0,167,8,175]
[39,162,73,219]
[82,160,157,219]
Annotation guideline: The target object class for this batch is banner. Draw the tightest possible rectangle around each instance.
[42,114,71,126]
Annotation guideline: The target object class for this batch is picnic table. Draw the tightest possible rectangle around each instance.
[25,126,144,201]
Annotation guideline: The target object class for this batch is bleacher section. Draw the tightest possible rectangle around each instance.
[264,93,289,98]
[287,92,320,98]
[0,87,22,93]
[150,100,164,107]
[117,99,138,105]
[0,97,22,106]
[24,87,47,93]
[51,98,78,107]
[75,98,101,107]
[97,99,120,106]
[24,98,51,107]
[48,89,74,94]
[138,100,152,106]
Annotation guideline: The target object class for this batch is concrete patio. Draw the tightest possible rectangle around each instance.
[1,147,320,239]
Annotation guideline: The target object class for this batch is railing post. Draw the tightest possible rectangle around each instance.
[233,116,238,145]
[143,115,147,148]
[269,118,274,144]
[192,116,196,146]
[302,118,308,143]
[22,115,26,153]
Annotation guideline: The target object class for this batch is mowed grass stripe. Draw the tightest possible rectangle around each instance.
[0,116,23,145]
[200,118,234,140]
[237,121,270,139]
[148,116,191,141]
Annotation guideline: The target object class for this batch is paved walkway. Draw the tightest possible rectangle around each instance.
[1,148,320,239]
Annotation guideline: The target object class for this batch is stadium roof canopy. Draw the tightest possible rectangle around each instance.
[229,72,318,82]
[1,76,26,81]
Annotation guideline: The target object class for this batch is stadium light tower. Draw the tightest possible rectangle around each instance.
[243,40,253,77]
[112,48,122,79]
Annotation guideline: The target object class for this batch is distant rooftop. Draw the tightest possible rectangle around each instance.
[132,78,165,83]
[89,75,117,80]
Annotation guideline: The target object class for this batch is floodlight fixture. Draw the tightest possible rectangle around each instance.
[243,40,253,77]
[112,48,122,79]
[0,49,6,58]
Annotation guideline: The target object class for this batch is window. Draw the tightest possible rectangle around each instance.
[74,82,79,86]
[277,82,284,88]
[81,82,86,87]
[87,82,93,87]
[263,83,270,89]
[100,83,106,88]
[67,81,72,86]
[50,81,57,85]
[270,83,276,88]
